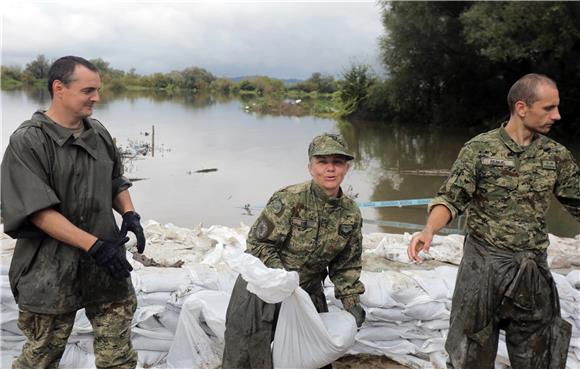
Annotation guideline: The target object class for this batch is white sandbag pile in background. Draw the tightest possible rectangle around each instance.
[1,221,579,369]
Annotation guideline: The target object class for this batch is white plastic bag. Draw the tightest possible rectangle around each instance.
[272,287,357,369]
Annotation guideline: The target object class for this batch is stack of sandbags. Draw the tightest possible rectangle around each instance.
[325,265,580,369]
[1,222,579,369]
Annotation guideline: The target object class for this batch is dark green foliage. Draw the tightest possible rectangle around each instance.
[372,1,580,134]
[338,64,377,118]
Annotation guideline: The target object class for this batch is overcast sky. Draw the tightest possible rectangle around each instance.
[1,1,384,79]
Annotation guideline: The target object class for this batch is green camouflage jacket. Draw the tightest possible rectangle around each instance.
[1,111,135,314]
[246,180,365,307]
[431,124,580,251]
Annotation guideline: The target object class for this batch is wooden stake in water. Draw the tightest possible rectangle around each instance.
[151,125,155,157]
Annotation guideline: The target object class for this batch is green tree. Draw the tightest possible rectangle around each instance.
[24,54,51,80]
[461,2,580,130]
[377,1,580,130]
[179,67,216,91]
[338,63,376,117]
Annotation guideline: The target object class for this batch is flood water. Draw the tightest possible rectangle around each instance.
[2,88,579,238]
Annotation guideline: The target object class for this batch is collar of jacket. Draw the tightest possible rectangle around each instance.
[498,121,541,157]
[32,110,100,159]
[310,180,343,208]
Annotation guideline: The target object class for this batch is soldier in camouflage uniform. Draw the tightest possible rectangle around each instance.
[222,133,366,369]
[408,74,580,369]
[1,56,146,369]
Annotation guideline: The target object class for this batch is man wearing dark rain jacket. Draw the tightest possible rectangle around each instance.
[222,133,366,369]
[1,56,146,369]
[408,74,580,369]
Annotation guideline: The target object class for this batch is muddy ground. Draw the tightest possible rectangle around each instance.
[334,354,409,368]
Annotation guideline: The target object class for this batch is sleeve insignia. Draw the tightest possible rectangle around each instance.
[254,216,274,240]
[270,199,284,215]
[339,223,354,237]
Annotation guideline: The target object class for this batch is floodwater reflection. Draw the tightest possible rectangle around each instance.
[2,88,578,237]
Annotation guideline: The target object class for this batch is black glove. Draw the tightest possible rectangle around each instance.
[120,211,146,253]
[88,237,133,279]
[348,304,366,328]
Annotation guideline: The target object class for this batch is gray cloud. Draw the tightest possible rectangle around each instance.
[2,1,384,79]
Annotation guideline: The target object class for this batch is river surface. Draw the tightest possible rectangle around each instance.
[2,88,579,237]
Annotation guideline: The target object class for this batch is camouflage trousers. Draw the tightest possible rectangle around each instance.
[446,235,571,369]
[12,294,138,369]
[222,275,331,369]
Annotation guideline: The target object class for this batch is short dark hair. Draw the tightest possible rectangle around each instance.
[47,56,98,98]
[507,73,557,115]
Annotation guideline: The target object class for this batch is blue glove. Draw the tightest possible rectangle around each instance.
[120,211,146,253]
[88,237,133,279]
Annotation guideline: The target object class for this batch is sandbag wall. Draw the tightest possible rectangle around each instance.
[1,222,579,369]
[327,268,580,369]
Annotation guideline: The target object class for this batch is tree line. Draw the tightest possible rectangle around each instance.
[0,55,342,97]
[345,1,580,137]
[2,2,579,135]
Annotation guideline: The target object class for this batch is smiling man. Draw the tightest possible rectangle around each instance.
[222,133,365,369]
[1,56,145,369]
[408,73,580,369]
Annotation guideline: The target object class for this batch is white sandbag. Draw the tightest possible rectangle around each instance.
[138,291,173,306]
[418,319,449,330]
[1,308,20,335]
[383,271,431,306]
[400,327,440,341]
[70,309,93,335]
[137,267,194,293]
[366,307,414,322]
[359,272,400,308]
[137,350,167,368]
[567,270,580,289]
[165,290,230,369]
[189,267,238,292]
[401,269,453,301]
[414,337,446,354]
[403,301,449,321]
[272,287,357,369]
[356,325,402,341]
[349,338,416,356]
[132,327,174,352]
[59,343,95,369]
[222,247,298,304]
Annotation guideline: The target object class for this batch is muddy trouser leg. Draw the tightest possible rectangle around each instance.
[85,295,138,369]
[445,239,500,369]
[12,309,76,369]
[223,275,277,369]
[501,272,571,369]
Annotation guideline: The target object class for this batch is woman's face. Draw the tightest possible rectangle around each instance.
[308,155,350,197]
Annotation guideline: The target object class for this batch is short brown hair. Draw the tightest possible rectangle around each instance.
[507,73,557,115]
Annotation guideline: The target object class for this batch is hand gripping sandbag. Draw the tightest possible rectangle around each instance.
[272,287,357,369]
[222,246,299,303]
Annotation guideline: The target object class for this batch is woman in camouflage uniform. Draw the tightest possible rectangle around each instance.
[222,133,366,369]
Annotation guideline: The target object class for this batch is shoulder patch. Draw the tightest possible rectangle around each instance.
[339,223,354,237]
[254,216,274,240]
[270,199,283,215]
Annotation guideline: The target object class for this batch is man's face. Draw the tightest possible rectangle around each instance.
[308,154,350,197]
[522,84,561,134]
[58,65,101,120]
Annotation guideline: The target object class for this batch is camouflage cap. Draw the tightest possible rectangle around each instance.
[308,133,354,160]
